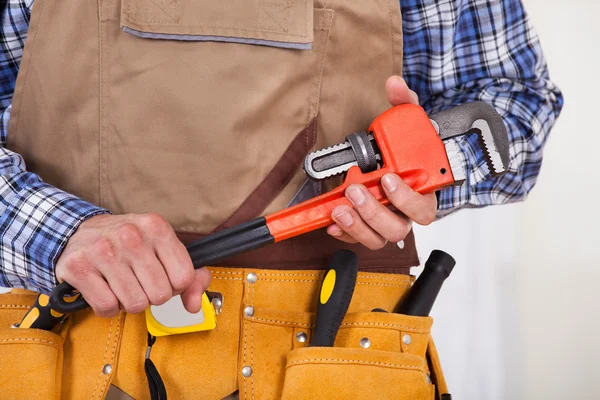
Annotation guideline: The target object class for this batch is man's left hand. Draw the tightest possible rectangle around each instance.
[327,76,437,249]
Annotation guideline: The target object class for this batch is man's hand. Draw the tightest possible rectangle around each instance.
[55,213,212,317]
[327,76,437,249]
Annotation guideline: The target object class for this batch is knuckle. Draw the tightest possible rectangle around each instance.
[94,297,119,316]
[118,223,144,249]
[93,238,116,259]
[124,298,149,314]
[388,226,410,243]
[61,254,92,282]
[359,204,380,223]
[141,213,169,235]
[366,239,387,251]
[149,290,172,306]
[419,210,436,226]
[171,268,194,291]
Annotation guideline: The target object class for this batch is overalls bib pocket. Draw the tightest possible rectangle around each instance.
[96,0,335,234]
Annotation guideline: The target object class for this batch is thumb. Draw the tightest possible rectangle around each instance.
[385,76,419,106]
[180,267,213,313]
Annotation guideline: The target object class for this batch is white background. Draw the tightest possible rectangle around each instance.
[415,0,600,398]
[2,1,598,399]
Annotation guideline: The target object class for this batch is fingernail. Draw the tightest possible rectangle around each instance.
[382,174,398,193]
[334,211,353,227]
[347,186,366,206]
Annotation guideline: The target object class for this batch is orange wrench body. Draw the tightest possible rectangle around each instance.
[266,104,454,241]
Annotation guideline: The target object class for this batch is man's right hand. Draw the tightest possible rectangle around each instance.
[55,213,212,318]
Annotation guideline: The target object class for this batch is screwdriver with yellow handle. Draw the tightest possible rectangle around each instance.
[13,292,79,331]
[311,250,359,347]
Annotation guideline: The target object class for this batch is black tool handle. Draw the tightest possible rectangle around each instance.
[394,250,455,316]
[311,250,359,347]
[16,293,69,331]
[50,217,274,313]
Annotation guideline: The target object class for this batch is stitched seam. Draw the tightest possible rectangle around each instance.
[91,317,113,400]
[99,0,105,206]
[211,271,244,275]
[0,304,32,309]
[10,0,45,137]
[256,278,411,287]
[287,358,426,373]
[256,272,411,282]
[0,338,58,347]
[212,276,243,281]
[248,317,430,333]
[97,315,122,399]
[243,274,249,400]
[307,10,332,124]
[123,22,310,38]
[250,278,255,400]
[388,0,395,75]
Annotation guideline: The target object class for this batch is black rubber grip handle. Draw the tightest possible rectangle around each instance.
[394,250,455,316]
[49,217,274,313]
[186,217,274,267]
[429,101,509,171]
[311,250,359,347]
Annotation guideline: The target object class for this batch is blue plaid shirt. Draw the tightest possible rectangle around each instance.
[0,0,563,293]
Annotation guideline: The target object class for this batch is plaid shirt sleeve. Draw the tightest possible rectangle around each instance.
[0,0,109,293]
[402,0,563,217]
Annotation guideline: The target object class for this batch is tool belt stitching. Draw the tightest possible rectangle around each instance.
[0,304,32,309]
[287,358,428,374]
[255,272,411,282]
[0,338,59,348]
[212,276,244,281]
[251,280,257,400]
[248,317,431,333]
[91,318,114,399]
[255,277,411,287]
[212,271,244,275]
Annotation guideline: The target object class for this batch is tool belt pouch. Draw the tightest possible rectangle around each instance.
[246,305,449,400]
[278,313,448,400]
[0,290,67,400]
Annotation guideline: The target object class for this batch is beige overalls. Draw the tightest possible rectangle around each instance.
[0,0,449,398]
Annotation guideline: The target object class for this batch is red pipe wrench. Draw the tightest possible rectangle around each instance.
[51,102,508,313]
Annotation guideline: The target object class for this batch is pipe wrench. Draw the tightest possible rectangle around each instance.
[50,102,509,313]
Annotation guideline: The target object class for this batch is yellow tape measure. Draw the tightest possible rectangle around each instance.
[145,291,222,337]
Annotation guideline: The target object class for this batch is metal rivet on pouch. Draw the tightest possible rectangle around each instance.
[244,306,255,317]
[397,240,405,249]
[426,374,432,384]
[247,272,257,284]
[102,364,113,375]
[241,366,253,378]
[402,334,412,345]
[296,332,307,343]
[360,338,371,349]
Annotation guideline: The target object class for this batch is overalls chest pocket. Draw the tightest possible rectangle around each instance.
[99,0,334,234]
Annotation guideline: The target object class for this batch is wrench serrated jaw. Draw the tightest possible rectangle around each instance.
[303,140,357,181]
[472,119,507,176]
[443,140,466,184]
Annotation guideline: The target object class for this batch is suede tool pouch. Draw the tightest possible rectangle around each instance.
[283,312,439,400]
[0,291,66,400]
[244,307,448,400]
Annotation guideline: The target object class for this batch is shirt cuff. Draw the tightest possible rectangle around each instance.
[0,181,109,294]
[436,132,491,217]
